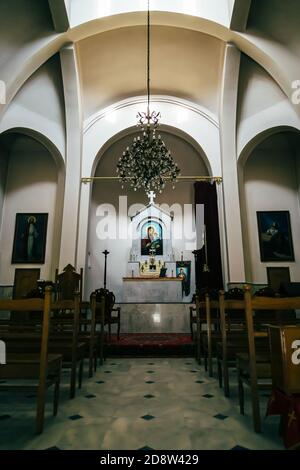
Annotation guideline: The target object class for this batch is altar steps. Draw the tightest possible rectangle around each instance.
[106,333,194,357]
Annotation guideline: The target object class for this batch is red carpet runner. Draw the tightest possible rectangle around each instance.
[107,333,194,357]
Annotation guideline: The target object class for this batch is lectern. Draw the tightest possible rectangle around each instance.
[268,325,300,394]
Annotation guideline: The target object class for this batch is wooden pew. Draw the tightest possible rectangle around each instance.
[189,305,196,339]
[236,286,300,433]
[193,297,208,364]
[268,324,300,394]
[1,293,85,399]
[217,290,268,395]
[78,294,102,376]
[217,291,247,397]
[201,294,220,377]
[49,295,85,398]
[0,287,62,434]
[88,293,106,366]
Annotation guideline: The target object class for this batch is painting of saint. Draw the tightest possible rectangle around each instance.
[12,213,48,264]
[257,211,294,262]
[176,261,191,297]
[141,220,163,255]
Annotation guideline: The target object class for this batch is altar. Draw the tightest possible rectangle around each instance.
[121,191,195,303]
[122,277,183,303]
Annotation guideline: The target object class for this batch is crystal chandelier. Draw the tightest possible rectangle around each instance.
[117,0,180,193]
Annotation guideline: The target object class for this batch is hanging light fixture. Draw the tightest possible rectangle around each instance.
[116,0,180,193]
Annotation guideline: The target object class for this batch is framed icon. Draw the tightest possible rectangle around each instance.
[12,213,48,264]
[257,211,294,262]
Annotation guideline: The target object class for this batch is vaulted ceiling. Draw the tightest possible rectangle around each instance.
[77,26,224,119]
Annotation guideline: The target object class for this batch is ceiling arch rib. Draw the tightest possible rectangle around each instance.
[0,126,65,172]
[82,95,221,179]
[238,125,300,169]
[230,0,252,32]
[0,9,299,121]
[48,0,70,32]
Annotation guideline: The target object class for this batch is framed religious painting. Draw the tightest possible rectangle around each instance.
[141,220,163,256]
[176,261,191,297]
[257,211,294,262]
[11,213,48,264]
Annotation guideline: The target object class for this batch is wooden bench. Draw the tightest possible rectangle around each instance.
[49,295,85,398]
[0,287,62,434]
[193,298,207,364]
[89,293,106,366]
[217,292,247,396]
[1,293,85,399]
[200,295,220,377]
[78,294,104,375]
[236,286,300,433]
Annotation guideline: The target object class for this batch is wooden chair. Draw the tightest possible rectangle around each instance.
[189,305,196,339]
[0,287,62,434]
[194,297,207,364]
[217,291,247,397]
[50,294,85,398]
[55,264,83,301]
[90,292,106,366]
[201,294,220,377]
[2,293,85,399]
[95,288,121,340]
[236,286,300,433]
[76,297,101,377]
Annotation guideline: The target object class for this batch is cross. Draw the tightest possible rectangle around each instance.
[147,191,156,205]
[102,250,110,289]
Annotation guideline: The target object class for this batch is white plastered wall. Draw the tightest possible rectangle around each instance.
[243,136,300,283]
[0,55,66,159]
[0,51,66,286]
[77,96,223,293]
[86,130,209,302]
[0,136,59,285]
[237,54,300,284]
[237,55,300,158]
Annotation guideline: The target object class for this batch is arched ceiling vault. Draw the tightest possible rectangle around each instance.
[77,26,224,120]
[0,4,300,121]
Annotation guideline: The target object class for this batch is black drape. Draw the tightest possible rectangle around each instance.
[194,182,223,291]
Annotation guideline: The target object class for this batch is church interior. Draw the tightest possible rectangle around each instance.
[0,0,300,452]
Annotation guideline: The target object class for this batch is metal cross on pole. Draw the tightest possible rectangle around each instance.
[102,250,110,289]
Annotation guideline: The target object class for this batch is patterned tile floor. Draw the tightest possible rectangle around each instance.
[0,358,284,450]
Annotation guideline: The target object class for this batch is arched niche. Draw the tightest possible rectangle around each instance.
[85,128,210,301]
[238,127,300,283]
[0,128,65,288]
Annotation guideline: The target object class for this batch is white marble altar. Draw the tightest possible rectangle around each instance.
[113,303,191,333]
[122,277,183,302]
[121,193,195,302]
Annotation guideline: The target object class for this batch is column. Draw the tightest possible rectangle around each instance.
[219,43,245,284]
[59,44,82,270]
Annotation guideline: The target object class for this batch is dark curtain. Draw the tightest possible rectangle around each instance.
[194,182,223,292]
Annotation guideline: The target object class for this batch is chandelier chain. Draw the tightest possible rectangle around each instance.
[147,0,150,115]
[116,0,181,193]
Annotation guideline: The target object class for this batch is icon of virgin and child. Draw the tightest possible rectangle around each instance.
[141,221,163,255]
